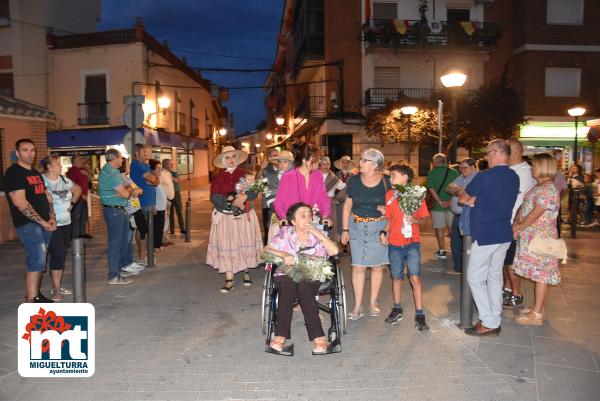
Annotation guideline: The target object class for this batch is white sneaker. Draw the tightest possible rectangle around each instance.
[121,263,142,274]
[130,262,145,272]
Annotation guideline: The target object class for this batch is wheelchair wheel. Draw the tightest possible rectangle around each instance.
[265,289,278,342]
[336,266,348,335]
[261,270,273,335]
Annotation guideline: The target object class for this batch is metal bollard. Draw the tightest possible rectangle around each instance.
[570,189,579,239]
[459,235,474,329]
[185,199,191,243]
[72,238,86,303]
[146,210,154,267]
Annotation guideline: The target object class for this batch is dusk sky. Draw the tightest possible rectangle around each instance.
[98,0,282,136]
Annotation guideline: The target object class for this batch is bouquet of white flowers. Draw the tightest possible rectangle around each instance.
[261,252,334,283]
[236,177,273,198]
[386,184,427,238]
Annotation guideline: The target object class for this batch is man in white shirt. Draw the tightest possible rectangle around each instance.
[503,139,537,308]
[319,156,345,241]
[160,159,175,245]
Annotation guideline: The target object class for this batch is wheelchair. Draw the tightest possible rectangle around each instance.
[261,253,347,356]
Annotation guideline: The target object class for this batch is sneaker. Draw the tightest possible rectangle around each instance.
[136,258,148,266]
[122,263,144,274]
[384,308,404,324]
[415,315,429,331]
[33,293,55,303]
[49,288,69,301]
[108,276,133,285]
[503,294,523,308]
[502,288,513,301]
[434,250,447,259]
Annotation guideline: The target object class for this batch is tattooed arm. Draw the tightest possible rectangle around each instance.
[46,190,57,230]
[8,190,54,231]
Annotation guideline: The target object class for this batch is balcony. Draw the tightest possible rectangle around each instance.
[364,88,475,112]
[77,102,109,125]
[361,19,500,51]
[295,95,328,120]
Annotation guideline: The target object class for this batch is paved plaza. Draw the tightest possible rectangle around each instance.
[0,189,599,401]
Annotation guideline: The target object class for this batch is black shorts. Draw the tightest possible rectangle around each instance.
[132,210,149,240]
[504,240,517,266]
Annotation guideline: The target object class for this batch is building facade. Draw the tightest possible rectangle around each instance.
[46,21,228,186]
[485,0,600,171]
[265,0,499,174]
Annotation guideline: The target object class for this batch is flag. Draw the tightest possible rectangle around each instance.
[460,21,478,36]
[393,19,410,35]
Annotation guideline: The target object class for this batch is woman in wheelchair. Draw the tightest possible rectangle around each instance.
[264,202,339,354]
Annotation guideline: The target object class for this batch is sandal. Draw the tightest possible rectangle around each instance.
[312,336,328,354]
[220,279,235,294]
[515,310,544,326]
[242,272,252,287]
[370,302,381,317]
[348,309,364,321]
[269,336,286,352]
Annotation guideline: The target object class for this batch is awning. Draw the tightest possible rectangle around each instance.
[48,126,209,150]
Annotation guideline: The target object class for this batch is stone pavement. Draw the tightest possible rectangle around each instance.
[0,188,599,401]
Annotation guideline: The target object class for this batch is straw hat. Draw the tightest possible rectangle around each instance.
[334,155,357,171]
[271,150,294,163]
[213,145,248,168]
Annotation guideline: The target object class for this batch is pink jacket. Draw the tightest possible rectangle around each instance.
[274,168,331,220]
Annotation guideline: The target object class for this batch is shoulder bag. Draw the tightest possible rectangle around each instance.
[426,168,450,210]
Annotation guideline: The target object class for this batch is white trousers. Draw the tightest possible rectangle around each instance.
[467,241,510,329]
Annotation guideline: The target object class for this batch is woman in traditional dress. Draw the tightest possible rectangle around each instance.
[206,146,263,293]
[512,153,561,326]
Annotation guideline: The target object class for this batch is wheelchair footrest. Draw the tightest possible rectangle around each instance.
[265,343,294,356]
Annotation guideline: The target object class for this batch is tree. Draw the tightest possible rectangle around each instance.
[366,81,525,152]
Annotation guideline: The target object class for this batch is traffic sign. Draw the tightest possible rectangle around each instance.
[124,104,144,129]
[588,127,600,144]
[123,130,145,155]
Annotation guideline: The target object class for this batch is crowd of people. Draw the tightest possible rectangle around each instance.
[4,136,586,346]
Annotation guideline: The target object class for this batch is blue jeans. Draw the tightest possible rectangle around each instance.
[15,223,52,272]
[451,214,463,272]
[388,243,421,280]
[584,196,594,224]
[125,225,134,267]
[103,207,131,279]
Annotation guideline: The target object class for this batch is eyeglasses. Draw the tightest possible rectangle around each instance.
[359,158,374,163]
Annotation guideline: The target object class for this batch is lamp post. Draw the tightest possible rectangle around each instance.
[399,106,418,165]
[441,69,467,163]
[275,116,285,126]
[568,106,586,164]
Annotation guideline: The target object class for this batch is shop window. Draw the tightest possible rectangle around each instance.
[373,2,397,19]
[545,67,581,97]
[0,73,14,97]
[547,0,584,25]
[177,149,194,175]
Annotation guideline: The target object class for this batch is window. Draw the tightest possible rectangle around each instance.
[373,2,397,19]
[0,73,13,97]
[374,66,401,88]
[80,74,108,125]
[177,149,194,175]
[0,0,9,26]
[0,128,4,191]
[447,9,470,22]
[545,67,581,97]
[547,0,584,25]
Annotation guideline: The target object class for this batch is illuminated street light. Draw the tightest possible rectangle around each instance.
[275,116,285,126]
[157,95,171,114]
[266,132,273,140]
[441,68,467,163]
[218,127,227,136]
[400,106,418,116]
[568,105,586,164]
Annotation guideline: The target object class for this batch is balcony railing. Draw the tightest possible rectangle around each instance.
[77,102,109,125]
[295,95,328,119]
[361,19,500,50]
[364,88,475,112]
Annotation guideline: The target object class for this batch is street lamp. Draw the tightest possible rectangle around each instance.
[266,132,273,141]
[157,95,171,114]
[568,106,586,164]
[218,127,227,136]
[398,106,418,164]
[441,69,467,163]
[275,116,285,126]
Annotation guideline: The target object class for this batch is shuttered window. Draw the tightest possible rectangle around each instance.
[547,0,584,25]
[373,2,397,19]
[545,68,581,97]
[374,66,401,88]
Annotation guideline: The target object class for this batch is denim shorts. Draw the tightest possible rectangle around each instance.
[15,222,52,273]
[389,242,421,280]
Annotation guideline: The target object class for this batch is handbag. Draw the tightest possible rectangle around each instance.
[528,236,568,264]
[426,167,450,210]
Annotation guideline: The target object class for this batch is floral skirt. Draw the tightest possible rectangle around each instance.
[514,236,561,285]
[206,209,263,274]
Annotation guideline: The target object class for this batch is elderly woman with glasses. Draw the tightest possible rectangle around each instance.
[340,148,391,320]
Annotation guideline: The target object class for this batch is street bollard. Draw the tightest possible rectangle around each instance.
[459,235,474,329]
[146,210,154,267]
[185,199,191,243]
[72,238,86,303]
[570,189,580,239]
